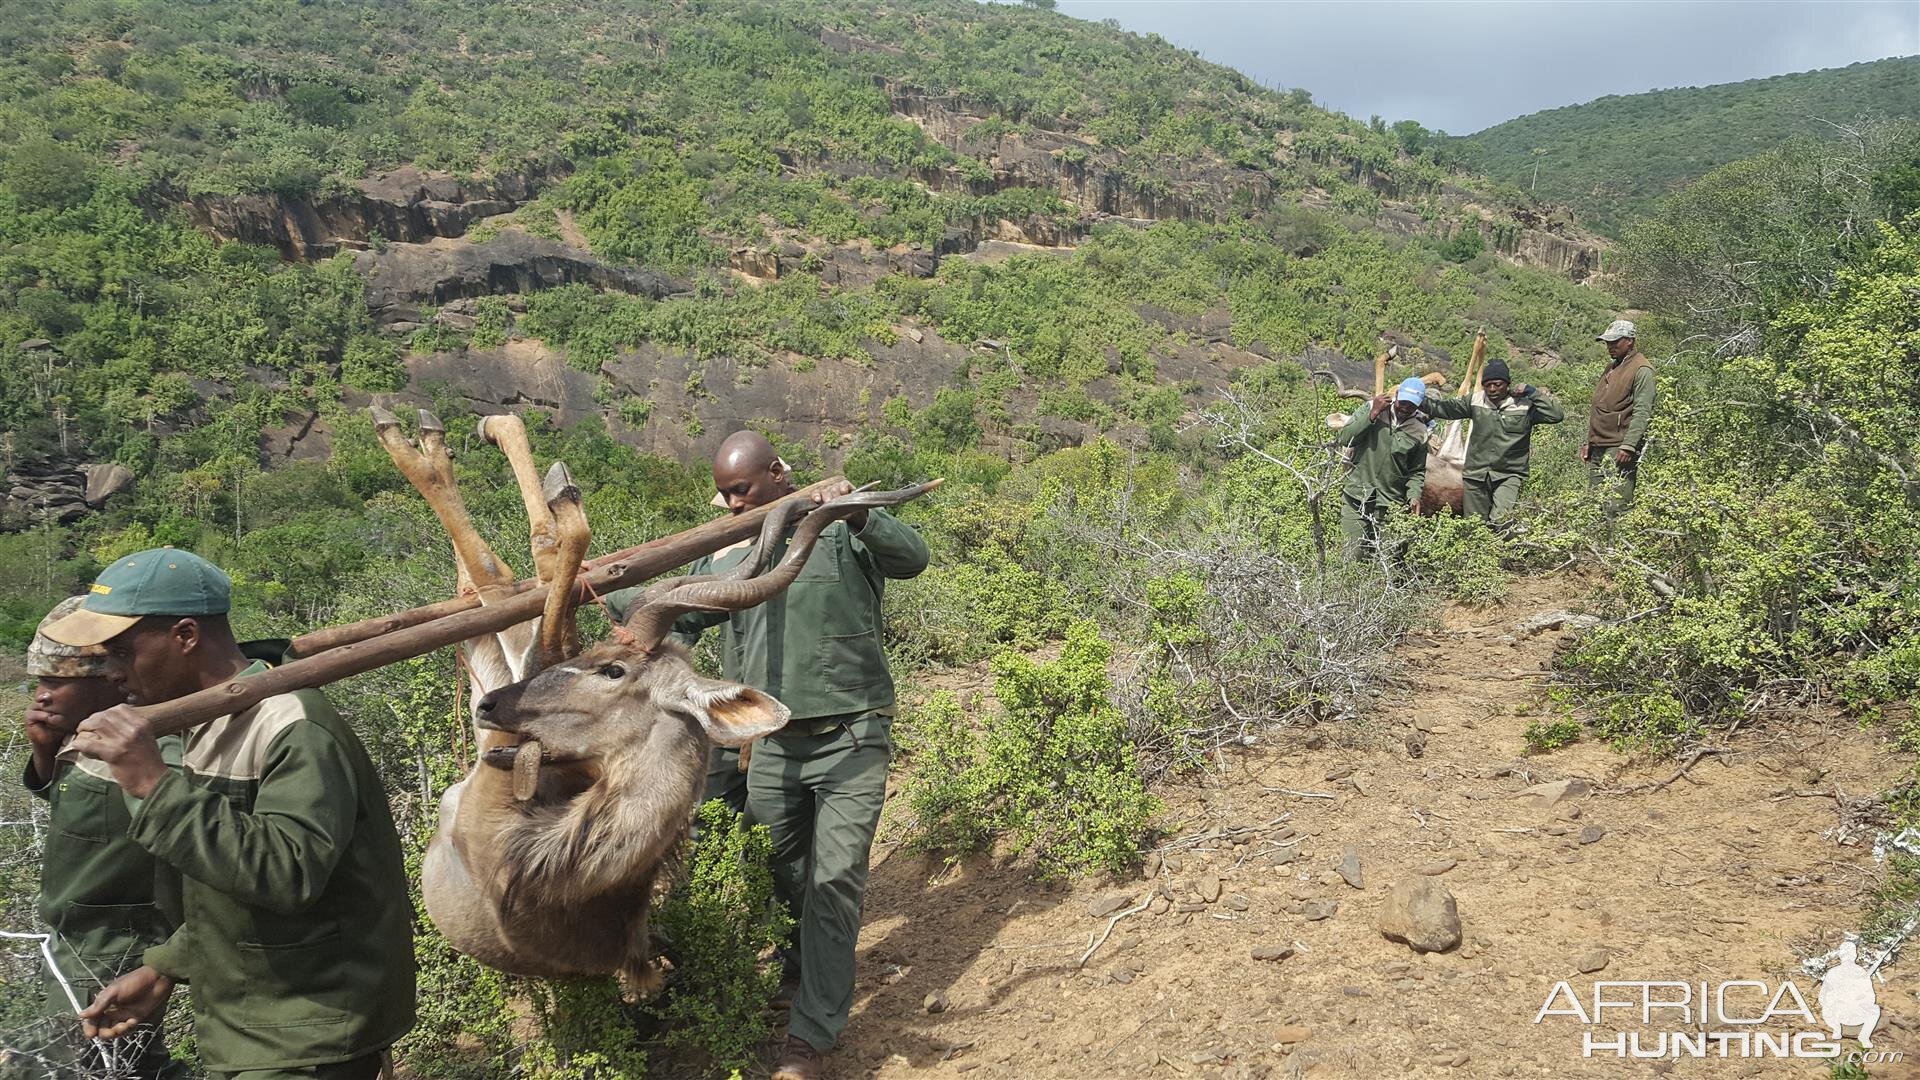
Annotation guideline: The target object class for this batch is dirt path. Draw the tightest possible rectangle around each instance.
[838,575,1920,1078]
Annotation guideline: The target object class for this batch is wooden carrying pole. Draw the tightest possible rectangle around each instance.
[140,479,917,738]
[288,478,844,658]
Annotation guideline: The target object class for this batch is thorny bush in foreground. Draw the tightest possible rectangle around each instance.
[1118,539,1425,778]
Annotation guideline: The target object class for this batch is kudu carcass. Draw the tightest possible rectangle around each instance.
[371,408,917,986]
[1316,368,1466,516]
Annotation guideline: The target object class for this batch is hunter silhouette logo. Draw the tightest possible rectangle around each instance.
[1817,937,1881,1048]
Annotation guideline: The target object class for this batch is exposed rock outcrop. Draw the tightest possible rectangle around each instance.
[400,341,601,424]
[181,163,562,261]
[725,211,1095,285]
[726,241,940,287]
[355,233,689,324]
[83,463,134,506]
[4,460,132,527]
[888,89,1276,225]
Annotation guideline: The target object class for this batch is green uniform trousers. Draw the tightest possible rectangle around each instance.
[215,1051,385,1080]
[1461,474,1525,522]
[702,745,749,819]
[1338,492,1395,560]
[1338,491,1379,550]
[745,712,892,1052]
[1586,450,1638,511]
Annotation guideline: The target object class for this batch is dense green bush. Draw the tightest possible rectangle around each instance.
[897,621,1159,876]
[1554,183,1920,745]
[646,801,789,1076]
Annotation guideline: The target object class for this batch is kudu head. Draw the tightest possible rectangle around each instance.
[472,482,933,781]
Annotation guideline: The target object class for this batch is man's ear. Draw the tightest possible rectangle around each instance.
[173,618,201,656]
[680,676,790,747]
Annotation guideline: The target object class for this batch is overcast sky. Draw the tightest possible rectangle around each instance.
[1052,1,1920,133]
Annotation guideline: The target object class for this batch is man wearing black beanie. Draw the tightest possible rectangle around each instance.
[1424,358,1564,522]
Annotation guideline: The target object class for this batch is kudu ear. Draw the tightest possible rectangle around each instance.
[681,677,790,747]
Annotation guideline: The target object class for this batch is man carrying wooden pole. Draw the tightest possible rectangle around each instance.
[45,550,415,1080]
[607,431,930,1080]
[1423,358,1565,523]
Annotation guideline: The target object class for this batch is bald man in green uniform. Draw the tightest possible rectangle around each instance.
[610,432,928,1080]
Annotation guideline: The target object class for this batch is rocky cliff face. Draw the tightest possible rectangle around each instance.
[4,461,133,527]
[891,88,1277,224]
[180,163,559,260]
[354,232,688,324]
[343,304,1272,468]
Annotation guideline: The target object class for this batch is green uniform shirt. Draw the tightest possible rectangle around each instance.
[121,662,416,1073]
[607,508,930,729]
[1335,407,1429,506]
[1425,388,1566,480]
[24,739,182,1008]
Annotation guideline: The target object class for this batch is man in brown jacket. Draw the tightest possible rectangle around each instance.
[1582,319,1657,510]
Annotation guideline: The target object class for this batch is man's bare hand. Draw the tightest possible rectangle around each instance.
[1368,394,1392,420]
[1615,447,1637,466]
[812,478,868,531]
[23,708,65,751]
[1579,443,1592,463]
[82,966,173,1039]
[71,705,169,798]
[23,708,66,789]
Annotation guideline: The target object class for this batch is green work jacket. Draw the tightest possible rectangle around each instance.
[121,663,416,1073]
[608,509,929,728]
[1425,388,1566,480]
[24,739,182,1007]
[1336,407,1429,506]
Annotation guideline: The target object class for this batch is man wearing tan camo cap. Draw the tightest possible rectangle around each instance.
[16,595,184,1078]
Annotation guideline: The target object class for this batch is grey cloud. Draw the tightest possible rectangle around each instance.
[1053,0,1919,132]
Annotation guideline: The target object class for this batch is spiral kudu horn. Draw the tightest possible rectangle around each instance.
[621,480,941,648]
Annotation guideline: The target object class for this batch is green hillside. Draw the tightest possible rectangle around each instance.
[0,0,1611,496]
[1465,56,1920,234]
[2,1,1917,1076]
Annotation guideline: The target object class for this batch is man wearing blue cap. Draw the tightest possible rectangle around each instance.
[1424,360,1565,522]
[1335,376,1431,558]
[40,548,415,1080]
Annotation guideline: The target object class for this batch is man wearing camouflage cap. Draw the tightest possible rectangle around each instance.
[1583,318,1657,510]
[18,595,183,1079]
[40,548,415,1080]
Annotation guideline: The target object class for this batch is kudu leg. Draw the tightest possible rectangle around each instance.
[371,408,516,594]
[478,415,563,584]
[537,462,591,669]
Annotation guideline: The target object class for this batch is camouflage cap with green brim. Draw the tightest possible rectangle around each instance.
[28,595,113,678]
[40,547,231,648]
